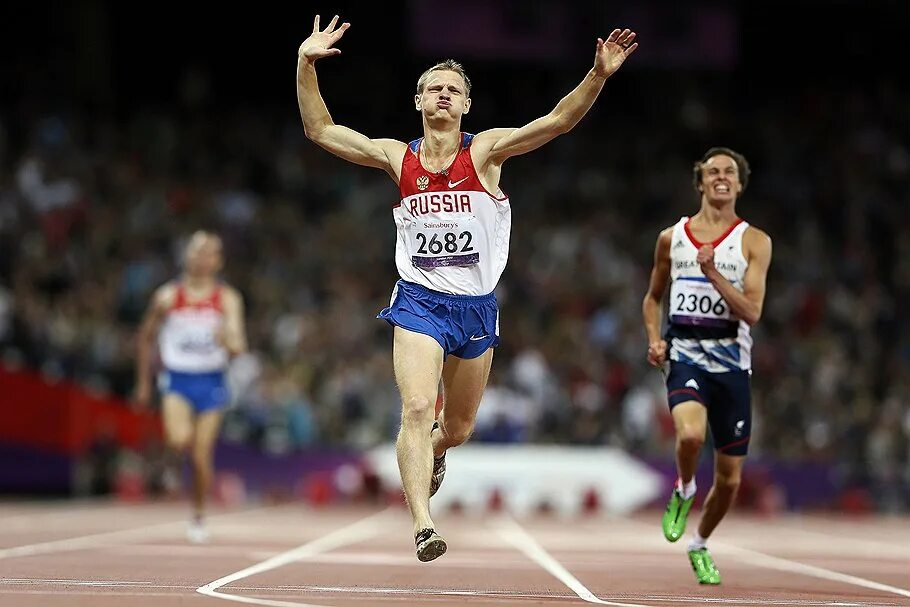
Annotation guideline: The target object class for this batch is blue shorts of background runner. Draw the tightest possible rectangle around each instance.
[378,280,500,359]
[159,370,229,414]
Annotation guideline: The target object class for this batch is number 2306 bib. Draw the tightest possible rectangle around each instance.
[669,278,735,328]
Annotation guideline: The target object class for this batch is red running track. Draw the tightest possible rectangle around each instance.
[0,501,908,607]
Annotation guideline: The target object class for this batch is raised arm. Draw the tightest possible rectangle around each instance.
[642,228,672,367]
[472,28,638,168]
[297,15,406,180]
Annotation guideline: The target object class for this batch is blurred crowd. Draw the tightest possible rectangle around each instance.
[1,71,908,510]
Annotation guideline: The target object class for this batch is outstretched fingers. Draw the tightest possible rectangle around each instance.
[323,14,339,33]
[331,21,350,43]
[603,28,638,56]
[313,14,320,33]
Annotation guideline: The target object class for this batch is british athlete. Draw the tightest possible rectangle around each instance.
[642,148,772,584]
[297,14,637,561]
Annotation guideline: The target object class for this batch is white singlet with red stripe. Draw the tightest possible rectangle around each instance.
[158,283,228,373]
[393,133,511,296]
[667,216,752,373]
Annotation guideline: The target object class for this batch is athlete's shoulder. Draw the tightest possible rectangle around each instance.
[743,223,770,239]
[153,281,179,309]
[742,225,772,263]
[743,224,772,248]
[657,225,676,245]
[219,284,244,306]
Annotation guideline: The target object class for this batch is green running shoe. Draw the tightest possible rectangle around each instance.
[688,547,721,584]
[661,488,694,542]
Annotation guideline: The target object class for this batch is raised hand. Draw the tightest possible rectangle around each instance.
[594,28,638,78]
[298,15,350,63]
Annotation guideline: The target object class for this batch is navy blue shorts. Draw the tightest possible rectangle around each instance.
[378,280,500,359]
[666,361,751,455]
[159,370,229,414]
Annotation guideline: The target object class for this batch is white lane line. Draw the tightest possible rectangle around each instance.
[495,516,650,607]
[718,543,910,600]
[196,508,392,607]
[2,579,900,606]
[0,506,276,560]
[236,586,899,606]
[618,516,910,601]
[0,578,151,587]
[770,526,910,558]
[0,521,182,559]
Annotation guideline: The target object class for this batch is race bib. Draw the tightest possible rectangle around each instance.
[408,220,479,269]
[670,279,733,327]
[178,331,219,354]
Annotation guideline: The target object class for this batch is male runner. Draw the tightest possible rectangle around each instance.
[642,148,772,583]
[297,14,637,561]
[136,231,247,543]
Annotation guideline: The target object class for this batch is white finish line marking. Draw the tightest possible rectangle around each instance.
[196,508,392,607]
[718,543,910,600]
[495,516,650,607]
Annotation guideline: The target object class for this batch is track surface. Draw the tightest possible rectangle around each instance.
[1,501,908,606]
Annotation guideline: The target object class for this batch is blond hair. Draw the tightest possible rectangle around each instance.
[416,59,471,96]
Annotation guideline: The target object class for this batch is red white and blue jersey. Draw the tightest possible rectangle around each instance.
[393,133,511,296]
[667,217,752,373]
[158,283,228,373]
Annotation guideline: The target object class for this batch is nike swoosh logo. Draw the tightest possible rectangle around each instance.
[469,334,488,341]
[448,177,469,188]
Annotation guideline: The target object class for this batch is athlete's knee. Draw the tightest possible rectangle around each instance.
[401,394,435,425]
[677,428,704,453]
[442,418,475,447]
[714,470,741,496]
[191,447,213,472]
[166,432,192,453]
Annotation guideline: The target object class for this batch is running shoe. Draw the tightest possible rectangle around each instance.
[688,547,721,584]
[661,488,694,542]
[415,528,447,562]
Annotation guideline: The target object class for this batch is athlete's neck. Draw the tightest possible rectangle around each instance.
[694,199,738,226]
[183,274,217,292]
[421,126,460,172]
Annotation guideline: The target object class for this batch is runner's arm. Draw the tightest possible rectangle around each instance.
[296,16,406,178]
[643,228,672,347]
[473,29,637,165]
[700,228,772,326]
[135,285,172,402]
[219,287,248,357]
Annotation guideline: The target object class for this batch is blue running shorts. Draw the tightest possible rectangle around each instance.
[378,280,500,359]
[159,370,229,414]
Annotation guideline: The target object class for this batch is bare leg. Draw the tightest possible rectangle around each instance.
[162,394,194,492]
[671,401,707,484]
[191,409,224,518]
[697,453,744,539]
[393,327,444,535]
[162,394,194,451]
[432,349,493,457]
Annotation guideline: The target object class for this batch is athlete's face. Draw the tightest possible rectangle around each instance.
[185,237,223,277]
[415,71,471,123]
[698,154,742,204]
